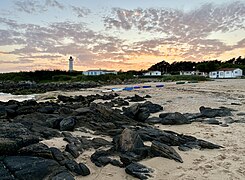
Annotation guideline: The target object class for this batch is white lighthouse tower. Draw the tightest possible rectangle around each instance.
[69,56,74,72]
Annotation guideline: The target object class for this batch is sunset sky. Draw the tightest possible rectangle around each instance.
[0,0,245,72]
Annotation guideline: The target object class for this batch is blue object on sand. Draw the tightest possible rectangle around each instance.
[142,85,151,88]
[133,86,141,89]
[123,87,134,91]
[156,84,164,88]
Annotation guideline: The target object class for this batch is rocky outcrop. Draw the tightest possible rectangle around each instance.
[0,93,225,180]
[0,81,99,95]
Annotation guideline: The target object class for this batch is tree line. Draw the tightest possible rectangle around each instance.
[148,56,245,75]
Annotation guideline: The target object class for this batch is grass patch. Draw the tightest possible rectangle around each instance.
[161,75,209,82]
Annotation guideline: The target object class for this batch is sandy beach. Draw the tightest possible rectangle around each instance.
[39,79,245,180]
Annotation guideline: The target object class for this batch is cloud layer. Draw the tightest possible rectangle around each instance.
[0,1,244,71]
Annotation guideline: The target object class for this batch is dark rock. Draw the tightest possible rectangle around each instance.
[91,138,112,148]
[74,107,91,116]
[65,160,88,175]
[159,112,190,125]
[0,161,14,180]
[64,136,81,145]
[125,162,153,180]
[46,117,62,129]
[184,113,203,120]
[18,143,53,159]
[203,118,221,125]
[57,95,73,103]
[60,117,76,131]
[145,117,162,124]
[95,156,111,167]
[59,107,74,115]
[5,108,17,118]
[78,163,90,176]
[65,143,80,158]
[16,106,35,115]
[178,142,201,151]
[199,106,232,118]
[237,112,245,116]
[37,106,55,114]
[120,149,149,166]
[220,124,229,127]
[3,156,64,180]
[197,139,223,149]
[0,123,40,155]
[90,150,112,167]
[0,105,7,117]
[110,159,124,167]
[141,101,163,113]
[50,147,66,165]
[123,104,150,122]
[51,171,74,180]
[150,140,183,163]
[231,102,242,106]
[129,94,146,102]
[144,95,151,98]
[112,98,129,107]
[115,128,144,152]
[178,145,193,151]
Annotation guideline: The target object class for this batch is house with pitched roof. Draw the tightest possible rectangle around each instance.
[209,68,243,78]
[83,69,117,76]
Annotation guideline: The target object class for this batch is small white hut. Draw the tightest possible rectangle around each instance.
[143,71,162,76]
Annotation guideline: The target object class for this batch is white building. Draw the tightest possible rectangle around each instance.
[69,56,74,72]
[83,70,117,76]
[180,70,207,76]
[209,68,243,78]
[143,71,162,76]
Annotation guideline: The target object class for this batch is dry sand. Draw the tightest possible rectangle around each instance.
[40,79,245,180]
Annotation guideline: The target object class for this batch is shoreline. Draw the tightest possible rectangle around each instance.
[0,79,244,179]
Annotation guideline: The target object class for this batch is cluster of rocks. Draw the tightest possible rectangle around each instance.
[0,93,232,179]
[0,81,99,95]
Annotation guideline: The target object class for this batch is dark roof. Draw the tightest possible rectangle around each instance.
[218,68,240,71]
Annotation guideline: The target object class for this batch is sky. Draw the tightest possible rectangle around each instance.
[0,0,245,72]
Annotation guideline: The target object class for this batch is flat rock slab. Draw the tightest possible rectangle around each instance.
[151,140,183,163]
[2,156,74,180]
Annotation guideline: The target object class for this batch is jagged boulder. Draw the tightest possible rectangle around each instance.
[123,104,150,122]
[115,128,144,153]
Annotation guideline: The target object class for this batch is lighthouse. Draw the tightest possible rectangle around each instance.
[69,56,74,72]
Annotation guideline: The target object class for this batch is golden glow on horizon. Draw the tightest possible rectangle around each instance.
[1,47,245,72]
